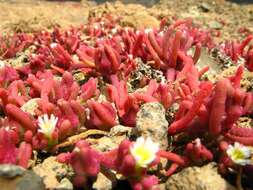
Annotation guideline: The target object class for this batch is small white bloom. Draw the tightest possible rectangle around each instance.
[93,24,99,30]
[226,142,252,166]
[128,54,133,60]
[111,28,117,34]
[38,114,58,139]
[194,138,201,147]
[0,60,5,68]
[144,28,153,34]
[50,43,58,48]
[159,31,164,37]
[130,137,159,168]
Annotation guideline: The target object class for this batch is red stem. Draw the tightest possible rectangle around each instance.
[158,150,186,166]
[5,104,35,132]
[170,31,182,68]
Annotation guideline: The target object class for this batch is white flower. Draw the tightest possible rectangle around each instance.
[111,28,117,34]
[50,43,58,48]
[38,114,58,139]
[128,54,133,60]
[144,28,153,34]
[194,138,201,147]
[130,137,159,168]
[226,142,252,166]
[0,60,5,68]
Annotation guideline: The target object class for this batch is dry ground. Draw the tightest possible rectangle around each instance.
[0,0,253,42]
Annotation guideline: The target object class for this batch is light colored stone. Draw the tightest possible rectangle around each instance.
[90,125,133,152]
[165,163,236,190]
[109,124,133,137]
[55,178,73,190]
[136,102,168,150]
[92,172,116,190]
[21,98,40,116]
[0,164,44,190]
[33,157,72,190]
[0,164,25,178]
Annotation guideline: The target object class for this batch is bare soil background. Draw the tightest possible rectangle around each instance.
[0,0,253,42]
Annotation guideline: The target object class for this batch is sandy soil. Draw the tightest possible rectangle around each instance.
[0,0,253,42]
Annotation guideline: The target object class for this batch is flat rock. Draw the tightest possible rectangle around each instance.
[136,102,168,150]
[165,163,236,190]
[33,156,73,190]
[55,178,73,190]
[0,165,25,178]
[0,164,44,190]
[92,172,116,190]
[90,125,134,152]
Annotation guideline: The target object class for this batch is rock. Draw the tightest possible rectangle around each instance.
[209,21,223,29]
[109,124,134,137]
[238,117,253,129]
[90,136,123,152]
[199,3,211,12]
[21,98,40,116]
[0,164,44,190]
[120,12,159,29]
[136,102,168,150]
[158,183,166,190]
[7,51,30,69]
[33,157,73,190]
[165,163,236,190]
[0,165,25,178]
[92,172,116,190]
[90,125,134,152]
[219,65,253,92]
[55,178,73,190]
[129,58,166,90]
[196,48,222,82]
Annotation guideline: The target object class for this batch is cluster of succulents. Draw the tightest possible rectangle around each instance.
[0,14,252,189]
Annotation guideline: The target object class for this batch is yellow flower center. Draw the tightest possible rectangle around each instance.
[134,146,153,164]
[232,149,245,161]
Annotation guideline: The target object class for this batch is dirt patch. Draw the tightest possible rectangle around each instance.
[0,0,253,42]
[0,1,90,33]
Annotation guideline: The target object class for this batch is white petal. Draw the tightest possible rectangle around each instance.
[44,115,49,124]
[234,142,241,149]
[136,136,145,145]
[50,43,57,48]
[241,147,251,158]
[38,116,44,126]
[226,145,234,155]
